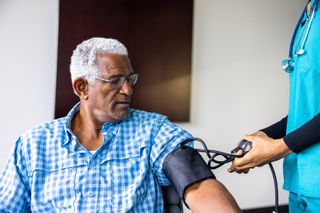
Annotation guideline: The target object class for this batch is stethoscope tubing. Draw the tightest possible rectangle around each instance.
[288,0,319,58]
[282,0,318,72]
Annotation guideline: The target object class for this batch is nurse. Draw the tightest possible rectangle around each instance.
[229,0,320,212]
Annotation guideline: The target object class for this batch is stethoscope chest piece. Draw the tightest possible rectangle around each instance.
[281,0,318,73]
[281,58,295,73]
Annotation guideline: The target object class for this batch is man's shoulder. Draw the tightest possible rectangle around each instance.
[120,109,170,134]
[13,117,70,174]
[128,108,167,122]
[24,117,66,134]
[19,117,67,146]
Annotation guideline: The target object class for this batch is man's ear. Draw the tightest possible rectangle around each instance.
[73,78,89,99]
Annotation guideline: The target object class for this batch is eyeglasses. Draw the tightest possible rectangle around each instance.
[94,73,139,89]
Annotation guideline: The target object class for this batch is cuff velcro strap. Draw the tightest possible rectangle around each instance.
[163,146,215,200]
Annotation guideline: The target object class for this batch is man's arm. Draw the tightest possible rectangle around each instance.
[184,179,241,213]
[163,146,241,212]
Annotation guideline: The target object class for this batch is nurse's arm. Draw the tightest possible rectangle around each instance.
[228,135,291,173]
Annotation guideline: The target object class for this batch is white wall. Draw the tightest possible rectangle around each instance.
[0,0,58,167]
[0,0,305,210]
[179,0,304,210]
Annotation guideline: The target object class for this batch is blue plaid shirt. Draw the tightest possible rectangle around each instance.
[0,103,191,212]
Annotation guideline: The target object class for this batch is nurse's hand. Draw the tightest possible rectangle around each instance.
[228,131,292,173]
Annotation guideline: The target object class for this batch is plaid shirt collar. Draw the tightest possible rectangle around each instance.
[62,102,121,148]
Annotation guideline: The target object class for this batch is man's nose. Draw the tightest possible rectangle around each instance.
[119,80,133,96]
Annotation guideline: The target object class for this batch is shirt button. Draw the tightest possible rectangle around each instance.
[89,161,96,167]
[87,192,94,197]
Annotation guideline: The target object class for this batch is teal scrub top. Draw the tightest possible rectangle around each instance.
[284,1,320,198]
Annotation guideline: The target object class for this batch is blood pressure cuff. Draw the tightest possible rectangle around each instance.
[163,146,216,200]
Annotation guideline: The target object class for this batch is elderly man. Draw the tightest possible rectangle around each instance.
[0,37,240,212]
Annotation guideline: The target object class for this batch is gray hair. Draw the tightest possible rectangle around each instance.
[70,37,128,81]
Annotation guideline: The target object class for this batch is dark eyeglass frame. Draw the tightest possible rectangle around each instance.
[94,73,139,89]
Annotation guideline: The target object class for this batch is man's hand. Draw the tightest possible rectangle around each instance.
[228,132,292,173]
[184,179,241,213]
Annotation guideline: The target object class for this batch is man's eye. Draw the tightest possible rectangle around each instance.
[109,77,121,84]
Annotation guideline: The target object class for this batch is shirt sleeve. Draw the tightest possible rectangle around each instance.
[260,116,288,139]
[0,137,31,212]
[283,113,320,153]
[150,118,192,186]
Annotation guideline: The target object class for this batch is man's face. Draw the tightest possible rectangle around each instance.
[87,53,134,123]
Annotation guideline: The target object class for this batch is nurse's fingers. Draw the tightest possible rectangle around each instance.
[228,162,252,173]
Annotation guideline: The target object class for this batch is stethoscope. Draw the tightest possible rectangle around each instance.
[282,0,319,73]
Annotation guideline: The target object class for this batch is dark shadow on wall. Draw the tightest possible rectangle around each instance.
[55,0,193,122]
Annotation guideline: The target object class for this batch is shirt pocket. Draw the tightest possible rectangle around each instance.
[31,167,76,212]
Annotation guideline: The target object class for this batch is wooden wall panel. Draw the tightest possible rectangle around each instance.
[56,0,193,121]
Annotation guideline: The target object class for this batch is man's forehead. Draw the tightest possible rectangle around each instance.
[96,53,132,74]
[96,52,128,62]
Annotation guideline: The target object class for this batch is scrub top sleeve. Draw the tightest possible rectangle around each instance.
[284,113,320,153]
[260,116,288,139]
